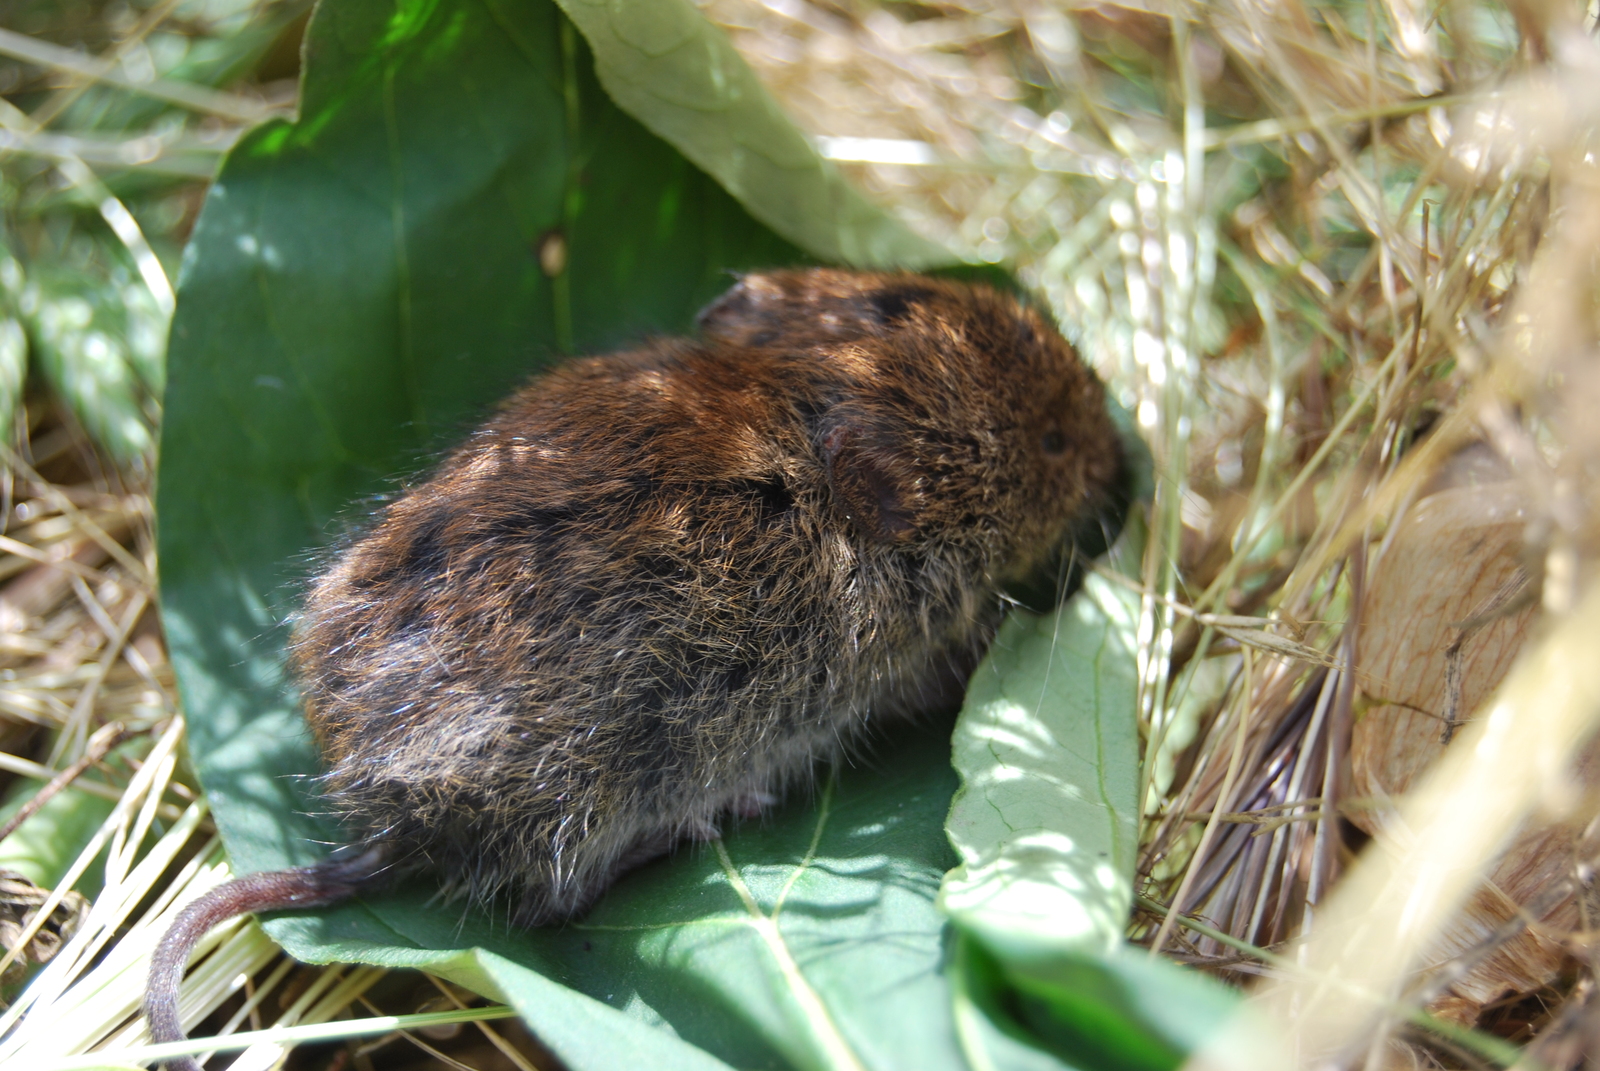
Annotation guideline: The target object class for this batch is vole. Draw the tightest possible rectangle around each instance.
[144,269,1125,1068]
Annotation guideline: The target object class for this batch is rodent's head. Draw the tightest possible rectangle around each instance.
[700,269,1124,588]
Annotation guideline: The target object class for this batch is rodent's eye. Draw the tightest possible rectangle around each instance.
[1041,430,1067,456]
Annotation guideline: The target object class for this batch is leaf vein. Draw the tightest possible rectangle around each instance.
[713,838,866,1071]
[773,769,834,918]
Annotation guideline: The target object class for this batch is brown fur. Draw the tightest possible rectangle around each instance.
[147,270,1121,1064]
[294,269,1121,922]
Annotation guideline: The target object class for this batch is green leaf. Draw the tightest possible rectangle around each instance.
[117,282,166,395]
[157,0,969,1067]
[939,529,1285,1070]
[550,0,950,272]
[268,727,965,1071]
[939,567,1142,960]
[953,934,1265,1071]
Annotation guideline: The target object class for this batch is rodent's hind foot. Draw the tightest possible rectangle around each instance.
[729,790,779,819]
[685,818,721,842]
[510,793,784,926]
[685,790,779,841]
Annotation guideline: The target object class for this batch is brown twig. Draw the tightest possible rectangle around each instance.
[0,721,131,847]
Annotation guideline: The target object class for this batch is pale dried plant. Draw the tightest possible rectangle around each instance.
[0,409,530,1068]
[0,411,312,1067]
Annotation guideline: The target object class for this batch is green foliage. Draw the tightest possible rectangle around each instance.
[19,262,163,460]
[155,0,993,1067]
[940,531,1282,1070]
[940,568,1143,963]
[548,0,947,270]
[0,315,25,445]
[955,936,1260,1071]
[155,0,1260,1066]
[0,0,307,461]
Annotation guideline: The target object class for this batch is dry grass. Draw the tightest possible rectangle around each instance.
[4,0,1600,1068]
[0,426,545,1068]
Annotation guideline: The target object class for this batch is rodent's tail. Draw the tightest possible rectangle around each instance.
[144,849,384,1071]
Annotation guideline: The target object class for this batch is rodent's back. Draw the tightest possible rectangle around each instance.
[292,270,1122,923]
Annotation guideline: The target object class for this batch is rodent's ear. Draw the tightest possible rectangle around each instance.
[819,419,921,543]
[697,275,782,347]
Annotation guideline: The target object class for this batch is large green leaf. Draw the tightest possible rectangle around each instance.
[939,527,1284,1070]
[940,561,1142,961]
[272,724,965,1071]
[157,0,973,1067]
[159,0,801,874]
[549,0,949,271]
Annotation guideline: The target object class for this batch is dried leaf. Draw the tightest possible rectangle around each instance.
[1351,476,1582,1024]
[0,869,89,985]
[1358,481,1537,725]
